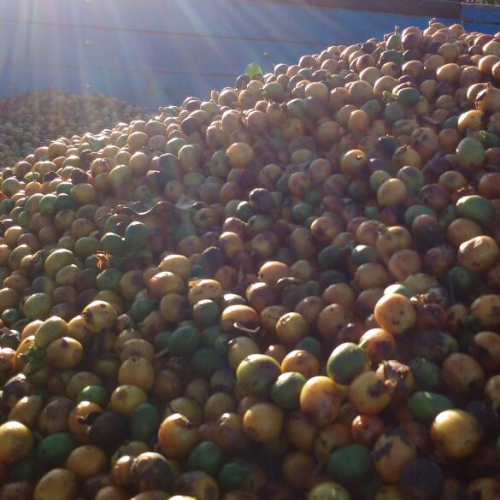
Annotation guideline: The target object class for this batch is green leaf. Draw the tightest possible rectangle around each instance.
[382,91,397,103]
[24,171,40,182]
[245,62,263,79]
[86,135,102,152]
